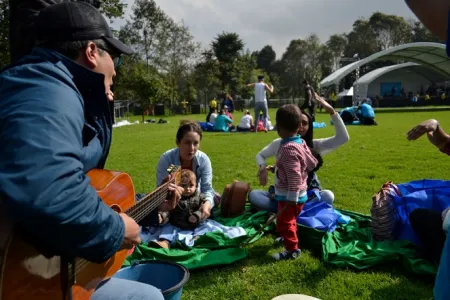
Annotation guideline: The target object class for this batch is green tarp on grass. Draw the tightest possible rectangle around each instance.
[124,209,438,275]
[321,210,438,275]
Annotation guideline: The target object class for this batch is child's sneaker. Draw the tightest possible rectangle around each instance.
[274,237,284,245]
[272,249,301,261]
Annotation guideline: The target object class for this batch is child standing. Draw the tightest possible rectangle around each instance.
[273,104,318,260]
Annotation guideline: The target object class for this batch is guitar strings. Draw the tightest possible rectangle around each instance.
[73,192,168,274]
[72,172,180,275]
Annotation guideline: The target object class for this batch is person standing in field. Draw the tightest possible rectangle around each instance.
[247,75,274,133]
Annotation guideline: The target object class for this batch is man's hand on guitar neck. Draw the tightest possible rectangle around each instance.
[119,213,142,249]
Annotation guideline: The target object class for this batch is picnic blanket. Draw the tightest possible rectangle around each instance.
[124,210,272,270]
[140,219,246,247]
[322,210,438,275]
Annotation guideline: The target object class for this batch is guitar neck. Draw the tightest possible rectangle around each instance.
[125,179,173,222]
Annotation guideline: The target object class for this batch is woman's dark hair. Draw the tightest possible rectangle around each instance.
[177,120,203,142]
[299,110,323,173]
[218,109,224,115]
[300,110,314,148]
[310,148,323,173]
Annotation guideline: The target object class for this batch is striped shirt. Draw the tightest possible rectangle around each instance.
[275,135,318,203]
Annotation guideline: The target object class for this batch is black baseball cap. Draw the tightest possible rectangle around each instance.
[34,1,133,55]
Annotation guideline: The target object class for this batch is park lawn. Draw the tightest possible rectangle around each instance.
[106,109,450,300]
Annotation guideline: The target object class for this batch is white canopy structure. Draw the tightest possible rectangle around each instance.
[320,42,450,88]
[352,62,449,99]
[337,87,353,97]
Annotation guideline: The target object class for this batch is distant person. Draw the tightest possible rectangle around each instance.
[301,80,316,122]
[206,108,218,124]
[247,75,274,133]
[223,105,233,120]
[237,110,254,132]
[209,97,217,113]
[181,99,188,115]
[222,94,234,112]
[214,109,234,132]
[356,101,376,125]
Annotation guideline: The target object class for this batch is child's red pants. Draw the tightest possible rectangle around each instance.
[277,202,305,251]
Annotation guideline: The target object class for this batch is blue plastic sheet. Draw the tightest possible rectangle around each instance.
[394,179,450,245]
[296,200,350,232]
[197,122,214,132]
[313,122,326,129]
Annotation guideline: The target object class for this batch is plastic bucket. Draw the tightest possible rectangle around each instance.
[113,260,189,300]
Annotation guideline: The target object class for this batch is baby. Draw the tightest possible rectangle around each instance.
[158,169,207,230]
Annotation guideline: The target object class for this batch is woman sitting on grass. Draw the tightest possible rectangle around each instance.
[156,121,215,221]
[249,93,350,212]
[214,109,235,132]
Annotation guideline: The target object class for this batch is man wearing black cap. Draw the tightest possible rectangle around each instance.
[0,2,174,299]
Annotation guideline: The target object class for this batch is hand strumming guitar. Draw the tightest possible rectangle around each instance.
[119,213,142,249]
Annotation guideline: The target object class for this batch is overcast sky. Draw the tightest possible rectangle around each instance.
[110,0,417,58]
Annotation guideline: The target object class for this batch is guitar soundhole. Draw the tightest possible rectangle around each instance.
[110,204,122,213]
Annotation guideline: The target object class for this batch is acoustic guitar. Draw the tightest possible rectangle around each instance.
[0,165,181,300]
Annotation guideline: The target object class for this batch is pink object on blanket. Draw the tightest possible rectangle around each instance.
[128,245,136,255]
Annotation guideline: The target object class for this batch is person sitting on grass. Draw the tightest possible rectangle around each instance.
[407,118,450,298]
[223,105,233,120]
[271,104,318,261]
[214,109,234,132]
[206,108,218,124]
[237,110,254,132]
[356,100,377,125]
[152,169,207,249]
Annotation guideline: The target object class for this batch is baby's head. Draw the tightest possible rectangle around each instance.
[276,104,302,139]
[179,169,197,196]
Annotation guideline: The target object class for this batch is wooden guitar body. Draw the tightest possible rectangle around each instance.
[0,170,136,300]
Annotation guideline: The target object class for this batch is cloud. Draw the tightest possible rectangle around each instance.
[110,0,417,58]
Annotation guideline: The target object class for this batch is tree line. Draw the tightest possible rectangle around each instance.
[0,0,443,113]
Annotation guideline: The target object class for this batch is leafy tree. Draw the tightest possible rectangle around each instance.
[256,45,276,72]
[368,12,412,50]
[211,32,244,89]
[194,50,221,107]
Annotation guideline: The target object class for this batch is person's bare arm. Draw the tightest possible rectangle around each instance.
[306,89,312,105]
[247,83,256,87]
[265,84,274,93]
[407,119,450,150]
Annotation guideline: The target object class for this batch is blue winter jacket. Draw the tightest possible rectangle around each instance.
[0,48,124,263]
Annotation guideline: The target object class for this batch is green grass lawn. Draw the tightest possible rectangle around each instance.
[107,109,450,300]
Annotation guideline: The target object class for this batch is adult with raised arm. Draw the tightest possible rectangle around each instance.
[404,2,450,298]
[247,75,274,133]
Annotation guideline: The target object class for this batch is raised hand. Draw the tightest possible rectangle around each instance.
[314,92,336,115]
[407,119,439,141]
